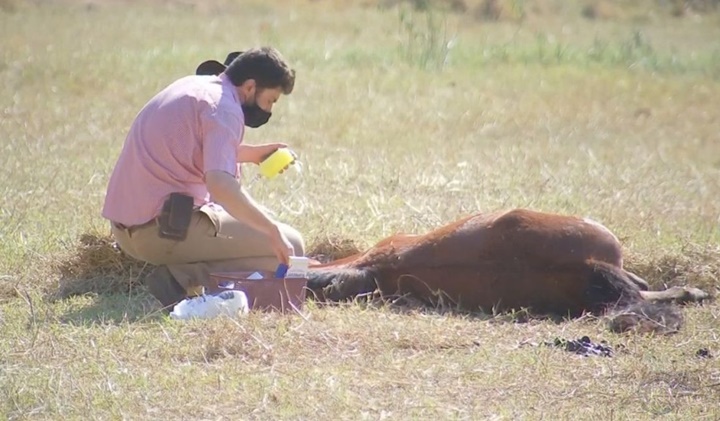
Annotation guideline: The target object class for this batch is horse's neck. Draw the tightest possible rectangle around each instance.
[311,234,422,270]
[311,213,484,271]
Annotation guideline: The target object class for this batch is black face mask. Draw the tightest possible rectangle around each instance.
[242,102,272,128]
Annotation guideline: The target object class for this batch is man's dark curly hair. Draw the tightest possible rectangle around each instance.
[225,47,295,94]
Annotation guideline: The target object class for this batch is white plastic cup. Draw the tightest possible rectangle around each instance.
[286,256,310,278]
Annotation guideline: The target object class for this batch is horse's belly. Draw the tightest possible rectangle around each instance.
[382,263,591,315]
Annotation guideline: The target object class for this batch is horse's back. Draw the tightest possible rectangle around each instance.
[476,209,624,267]
[359,208,624,270]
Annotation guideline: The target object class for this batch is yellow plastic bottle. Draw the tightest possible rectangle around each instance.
[259,148,296,179]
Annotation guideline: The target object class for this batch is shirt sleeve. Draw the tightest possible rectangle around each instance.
[199,106,243,177]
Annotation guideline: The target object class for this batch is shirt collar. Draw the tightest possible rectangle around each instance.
[218,73,240,104]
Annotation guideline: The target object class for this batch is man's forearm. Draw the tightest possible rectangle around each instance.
[205,170,277,235]
[236,144,254,163]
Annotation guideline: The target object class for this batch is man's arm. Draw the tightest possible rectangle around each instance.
[205,170,294,264]
[205,170,276,234]
[237,143,287,165]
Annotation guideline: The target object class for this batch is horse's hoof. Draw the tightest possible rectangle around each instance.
[672,286,712,304]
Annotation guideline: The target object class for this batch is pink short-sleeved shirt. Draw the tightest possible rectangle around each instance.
[102,73,244,226]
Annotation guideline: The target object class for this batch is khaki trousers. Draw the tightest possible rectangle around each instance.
[111,204,305,294]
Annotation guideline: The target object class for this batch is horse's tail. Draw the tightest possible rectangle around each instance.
[306,267,380,302]
[587,261,683,334]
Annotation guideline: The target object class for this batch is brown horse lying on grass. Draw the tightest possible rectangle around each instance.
[306,209,711,333]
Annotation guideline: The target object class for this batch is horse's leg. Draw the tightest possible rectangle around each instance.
[623,270,650,291]
[640,287,711,305]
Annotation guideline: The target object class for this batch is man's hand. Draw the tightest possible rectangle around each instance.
[238,143,288,165]
[268,224,295,266]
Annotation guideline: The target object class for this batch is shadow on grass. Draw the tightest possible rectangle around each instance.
[58,292,167,326]
[50,233,154,300]
[305,290,573,326]
[45,233,167,325]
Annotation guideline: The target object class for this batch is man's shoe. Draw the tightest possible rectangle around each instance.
[144,265,186,313]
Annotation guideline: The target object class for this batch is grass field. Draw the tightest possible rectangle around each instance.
[2,0,720,419]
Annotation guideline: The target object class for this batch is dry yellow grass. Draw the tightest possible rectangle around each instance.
[1,0,720,419]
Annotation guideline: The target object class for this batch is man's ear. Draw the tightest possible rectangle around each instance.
[238,79,257,102]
